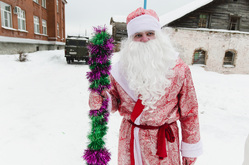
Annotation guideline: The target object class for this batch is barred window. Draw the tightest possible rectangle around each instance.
[42,19,47,35]
[223,51,235,66]
[18,10,26,31]
[34,16,40,34]
[0,2,12,28]
[193,50,206,65]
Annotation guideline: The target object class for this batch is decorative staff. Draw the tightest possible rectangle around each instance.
[144,0,147,9]
[83,26,114,165]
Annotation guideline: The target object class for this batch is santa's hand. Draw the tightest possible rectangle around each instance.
[89,92,103,110]
[182,157,197,165]
[89,91,108,110]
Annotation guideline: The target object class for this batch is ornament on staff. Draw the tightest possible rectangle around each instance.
[83,26,114,165]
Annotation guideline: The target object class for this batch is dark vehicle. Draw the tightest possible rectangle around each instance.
[65,36,90,64]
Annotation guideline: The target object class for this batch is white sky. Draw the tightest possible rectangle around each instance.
[65,0,195,36]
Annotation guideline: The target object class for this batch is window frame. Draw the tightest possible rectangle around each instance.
[34,16,40,34]
[57,23,60,37]
[57,0,59,13]
[198,13,210,28]
[223,51,236,66]
[18,9,26,31]
[0,2,12,28]
[193,49,206,65]
[33,0,39,4]
[42,19,47,35]
[228,15,240,31]
[42,0,46,8]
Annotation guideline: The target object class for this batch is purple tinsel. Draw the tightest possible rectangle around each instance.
[84,26,113,164]
[83,148,111,165]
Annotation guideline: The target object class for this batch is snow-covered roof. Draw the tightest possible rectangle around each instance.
[159,0,213,27]
[110,16,126,25]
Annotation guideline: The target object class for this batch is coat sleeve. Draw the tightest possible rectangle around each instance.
[178,66,203,158]
[106,74,121,113]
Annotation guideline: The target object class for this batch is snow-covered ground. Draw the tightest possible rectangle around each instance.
[0,50,248,165]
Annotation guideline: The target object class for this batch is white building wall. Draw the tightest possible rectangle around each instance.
[163,27,249,74]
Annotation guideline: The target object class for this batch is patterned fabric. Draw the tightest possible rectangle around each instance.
[107,58,201,165]
[126,7,159,24]
[182,157,197,165]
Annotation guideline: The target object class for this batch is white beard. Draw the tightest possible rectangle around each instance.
[119,31,178,110]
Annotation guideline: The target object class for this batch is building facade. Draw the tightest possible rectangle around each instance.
[0,0,67,54]
[162,0,249,74]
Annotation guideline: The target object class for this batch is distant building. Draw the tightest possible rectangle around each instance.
[109,16,127,52]
[110,0,249,74]
[0,0,67,54]
[161,0,249,74]
[110,16,127,42]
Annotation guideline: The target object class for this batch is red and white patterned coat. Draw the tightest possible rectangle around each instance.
[102,58,202,164]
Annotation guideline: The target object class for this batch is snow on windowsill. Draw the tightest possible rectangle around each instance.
[18,30,28,33]
[34,33,48,36]
[223,65,235,68]
[2,26,18,31]
[193,64,206,67]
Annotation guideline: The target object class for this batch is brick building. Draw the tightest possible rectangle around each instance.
[0,0,67,54]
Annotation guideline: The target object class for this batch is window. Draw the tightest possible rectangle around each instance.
[57,23,60,37]
[42,19,47,35]
[198,14,209,28]
[42,0,46,8]
[34,16,40,33]
[229,16,240,30]
[193,49,206,65]
[33,0,39,3]
[0,2,12,28]
[223,51,235,66]
[62,28,64,39]
[18,10,26,31]
[57,0,59,13]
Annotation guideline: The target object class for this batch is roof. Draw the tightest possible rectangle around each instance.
[110,16,126,25]
[159,0,213,26]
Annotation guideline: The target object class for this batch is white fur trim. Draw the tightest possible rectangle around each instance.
[111,63,143,163]
[134,112,143,165]
[110,62,137,101]
[106,92,112,112]
[127,15,161,37]
[243,134,249,165]
[181,140,203,157]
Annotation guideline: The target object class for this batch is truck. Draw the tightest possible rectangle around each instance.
[64,36,90,64]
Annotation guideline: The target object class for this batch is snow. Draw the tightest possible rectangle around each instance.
[111,16,126,23]
[167,27,249,35]
[0,50,249,165]
[159,0,213,26]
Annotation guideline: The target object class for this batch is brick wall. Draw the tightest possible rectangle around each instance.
[0,0,66,42]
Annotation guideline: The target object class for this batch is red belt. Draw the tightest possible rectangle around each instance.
[129,99,175,165]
